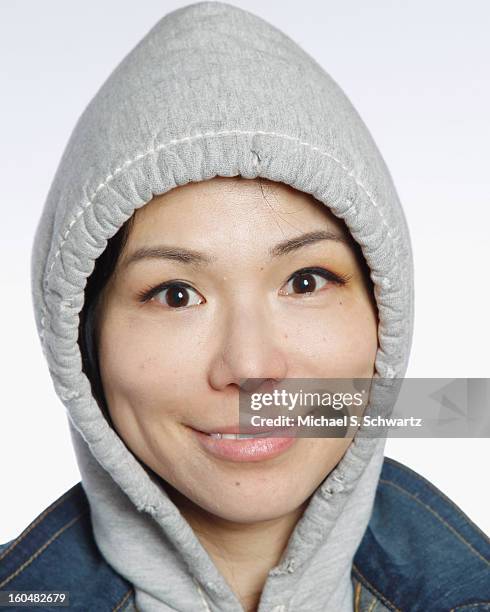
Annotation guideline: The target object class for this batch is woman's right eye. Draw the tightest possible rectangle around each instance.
[149,283,204,309]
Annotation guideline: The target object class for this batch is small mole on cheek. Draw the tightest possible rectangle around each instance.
[235,481,240,486]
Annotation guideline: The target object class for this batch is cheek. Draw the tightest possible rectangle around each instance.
[97,311,201,408]
[291,296,378,376]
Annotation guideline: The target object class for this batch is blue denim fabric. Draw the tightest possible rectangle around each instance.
[352,457,490,611]
[0,485,133,610]
[1,457,489,611]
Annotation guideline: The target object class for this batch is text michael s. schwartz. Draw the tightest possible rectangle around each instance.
[250,414,424,428]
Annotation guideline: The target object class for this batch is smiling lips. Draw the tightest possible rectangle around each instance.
[197,424,272,435]
[190,426,297,462]
[208,431,273,439]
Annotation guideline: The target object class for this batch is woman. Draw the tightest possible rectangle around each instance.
[1,2,488,611]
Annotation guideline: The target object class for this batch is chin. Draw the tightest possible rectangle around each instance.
[196,489,304,523]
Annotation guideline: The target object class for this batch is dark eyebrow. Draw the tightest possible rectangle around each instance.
[122,246,216,269]
[123,230,348,269]
[269,230,348,258]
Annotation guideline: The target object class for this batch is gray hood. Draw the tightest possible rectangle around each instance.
[31,2,414,610]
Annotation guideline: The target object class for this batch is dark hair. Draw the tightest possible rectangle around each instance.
[78,215,135,426]
[78,192,376,427]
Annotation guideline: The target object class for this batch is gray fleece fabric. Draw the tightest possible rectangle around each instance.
[31,2,414,611]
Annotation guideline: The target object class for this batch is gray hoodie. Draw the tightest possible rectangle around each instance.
[31,2,414,610]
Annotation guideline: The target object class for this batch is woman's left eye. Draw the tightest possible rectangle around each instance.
[280,268,343,296]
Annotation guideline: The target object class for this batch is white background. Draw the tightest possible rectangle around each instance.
[1,0,489,542]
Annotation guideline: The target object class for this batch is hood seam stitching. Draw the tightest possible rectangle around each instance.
[193,576,213,612]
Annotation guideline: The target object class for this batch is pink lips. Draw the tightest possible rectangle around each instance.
[196,422,277,434]
[190,427,297,462]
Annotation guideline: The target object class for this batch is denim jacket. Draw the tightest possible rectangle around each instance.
[1,456,489,611]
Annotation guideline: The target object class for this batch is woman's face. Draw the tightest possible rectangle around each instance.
[95,177,378,523]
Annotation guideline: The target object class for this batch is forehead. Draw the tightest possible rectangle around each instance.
[129,176,352,245]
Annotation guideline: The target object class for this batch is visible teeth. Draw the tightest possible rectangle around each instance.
[208,432,272,439]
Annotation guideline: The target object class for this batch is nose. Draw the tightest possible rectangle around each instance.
[207,303,289,393]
